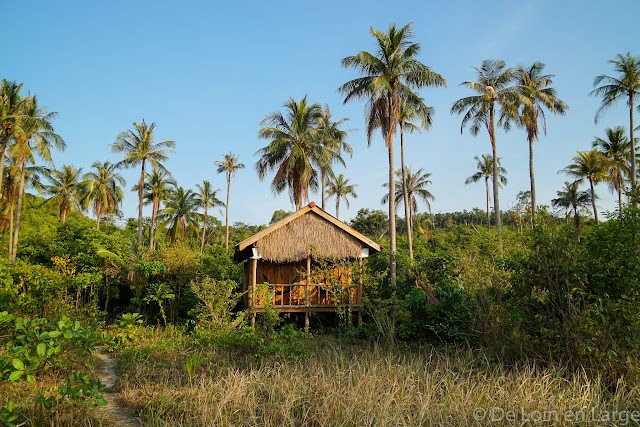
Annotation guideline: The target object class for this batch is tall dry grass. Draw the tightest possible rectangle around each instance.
[118,335,640,426]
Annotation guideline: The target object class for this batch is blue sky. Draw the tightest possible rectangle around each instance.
[3,0,640,225]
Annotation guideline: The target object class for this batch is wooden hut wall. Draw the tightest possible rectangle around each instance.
[247,259,358,307]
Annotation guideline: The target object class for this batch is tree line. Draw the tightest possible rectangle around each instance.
[2,23,639,288]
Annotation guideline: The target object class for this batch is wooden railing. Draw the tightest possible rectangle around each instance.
[253,283,359,309]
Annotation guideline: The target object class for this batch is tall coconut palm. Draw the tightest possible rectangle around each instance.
[1,163,20,249]
[2,163,42,252]
[9,96,65,262]
[513,62,568,219]
[327,174,357,220]
[591,52,640,188]
[382,167,435,234]
[158,187,199,244]
[451,59,519,245]
[256,96,335,210]
[397,100,432,258]
[465,154,507,229]
[592,126,632,211]
[133,169,176,250]
[82,161,125,230]
[562,150,607,225]
[195,180,224,253]
[214,153,244,251]
[0,80,25,198]
[41,164,84,223]
[552,181,592,235]
[111,120,175,246]
[316,105,352,210]
[339,23,446,289]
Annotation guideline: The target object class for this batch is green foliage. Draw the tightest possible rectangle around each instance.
[107,313,143,351]
[0,312,106,423]
[269,209,292,224]
[0,399,18,426]
[184,350,203,385]
[349,209,387,240]
[0,312,105,383]
[33,371,107,409]
[190,276,243,335]
[255,283,281,338]
[144,283,175,325]
[201,244,242,283]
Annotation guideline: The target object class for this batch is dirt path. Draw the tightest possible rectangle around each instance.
[96,347,140,426]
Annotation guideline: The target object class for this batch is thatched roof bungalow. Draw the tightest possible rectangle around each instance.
[234,202,381,329]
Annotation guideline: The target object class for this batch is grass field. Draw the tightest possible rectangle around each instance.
[113,326,640,426]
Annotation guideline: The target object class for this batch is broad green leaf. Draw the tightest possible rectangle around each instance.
[11,359,24,370]
[8,370,22,381]
[7,399,14,412]
[26,374,35,383]
[36,343,46,357]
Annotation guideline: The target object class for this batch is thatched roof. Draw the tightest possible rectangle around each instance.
[234,204,381,263]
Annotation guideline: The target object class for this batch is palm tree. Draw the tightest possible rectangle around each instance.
[9,96,65,262]
[195,180,224,253]
[552,181,592,235]
[383,167,435,234]
[158,187,199,244]
[215,153,244,251]
[82,161,125,230]
[133,169,176,250]
[256,96,335,210]
[2,163,42,252]
[591,52,640,188]
[111,120,175,246]
[327,174,357,220]
[465,154,507,229]
[339,23,445,289]
[513,62,568,219]
[397,101,432,259]
[0,80,25,197]
[316,105,352,210]
[592,126,632,211]
[143,283,175,326]
[451,59,519,245]
[562,149,607,225]
[41,164,84,223]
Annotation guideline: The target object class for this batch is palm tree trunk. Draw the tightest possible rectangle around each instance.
[388,136,397,291]
[150,199,158,250]
[589,178,599,225]
[485,177,491,230]
[137,160,145,247]
[225,174,230,251]
[0,135,9,199]
[11,158,27,264]
[618,187,623,213]
[489,105,502,248]
[200,206,207,253]
[8,198,14,258]
[408,199,414,237]
[399,122,413,260]
[630,97,636,189]
[336,198,340,220]
[96,207,102,230]
[528,133,537,221]
[321,170,327,210]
